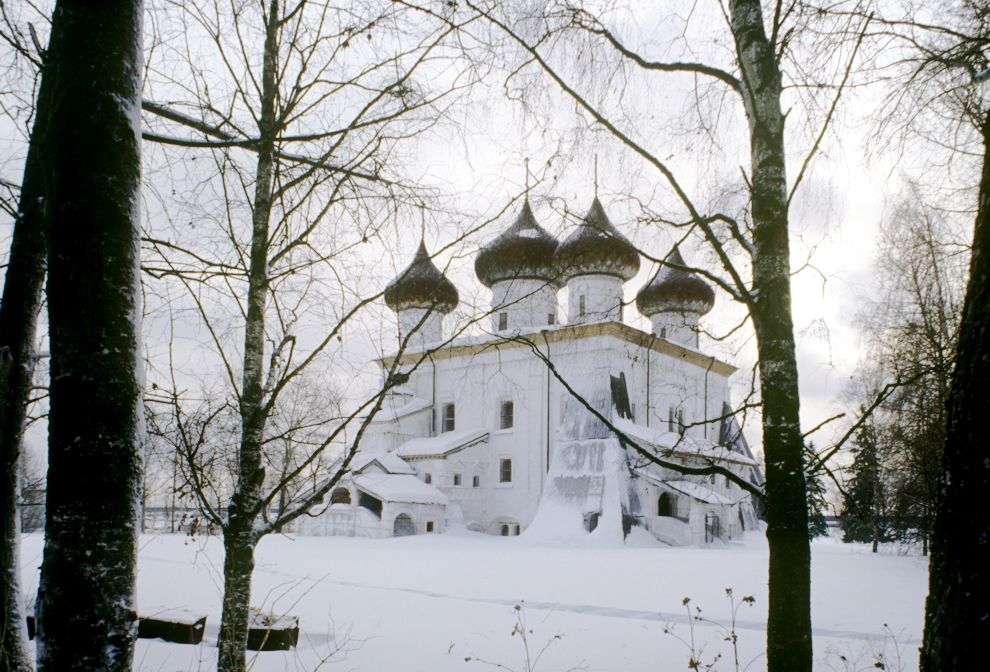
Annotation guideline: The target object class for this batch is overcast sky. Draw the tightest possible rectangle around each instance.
[1,0,980,468]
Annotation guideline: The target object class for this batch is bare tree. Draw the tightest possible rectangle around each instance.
[139,2,477,669]
[397,2,872,670]
[845,194,966,554]
[0,3,50,667]
[817,2,990,667]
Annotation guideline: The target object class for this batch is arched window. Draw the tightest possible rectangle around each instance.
[393,513,415,537]
[330,487,351,505]
[500,524,510,536]
[657,492,676,517]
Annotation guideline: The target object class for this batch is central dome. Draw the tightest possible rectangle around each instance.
[553,198,640,282]
[475,199,560,288]
[384,241,459,314]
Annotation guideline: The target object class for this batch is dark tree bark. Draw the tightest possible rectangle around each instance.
[0,56,52,672]
[920,106,990,672]
[34,2,145,671]
[729,2,812,669]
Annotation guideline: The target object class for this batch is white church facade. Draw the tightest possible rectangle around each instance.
[297,197,762,545]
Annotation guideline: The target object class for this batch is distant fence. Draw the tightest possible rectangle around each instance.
[17,501,227,536]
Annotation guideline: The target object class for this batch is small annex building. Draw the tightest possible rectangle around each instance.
[300,197,762,544]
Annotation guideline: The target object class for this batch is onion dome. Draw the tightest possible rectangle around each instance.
[553,197,640,282]
[636,246,715,316]
[475,199,561,288]
[384,240,459,314]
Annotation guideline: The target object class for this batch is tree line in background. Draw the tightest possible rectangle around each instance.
[840,196,967,554]
[0,1,987,672]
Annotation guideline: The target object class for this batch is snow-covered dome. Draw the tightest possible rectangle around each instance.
[384,240,459,314]
[475,199,560,288]
[553,198,640,282]
[636,246,714,316]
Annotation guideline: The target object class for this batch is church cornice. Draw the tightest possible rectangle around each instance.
[379,320,737,377]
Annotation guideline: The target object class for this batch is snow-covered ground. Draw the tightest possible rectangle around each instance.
[18,530,927,671]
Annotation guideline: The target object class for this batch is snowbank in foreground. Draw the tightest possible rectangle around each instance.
[18,532,927,671]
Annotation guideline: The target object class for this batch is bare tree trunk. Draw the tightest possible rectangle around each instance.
[35,2,144,670]
[730,1,812,670]
[920,105,990,672]
[215,2,278,670]
[0,51,52,672]
[217,522,257,672]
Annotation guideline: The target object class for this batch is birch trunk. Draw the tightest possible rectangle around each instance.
[730,1,812,670]
[920,106,990,672]
[0,45,52,672]
[217,522,258,672]
[215,2,279,670]
[35,1,144,670]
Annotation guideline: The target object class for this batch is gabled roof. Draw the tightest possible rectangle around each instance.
[353,473,448,505]
[339,451,417,476]
[394,428,489,459]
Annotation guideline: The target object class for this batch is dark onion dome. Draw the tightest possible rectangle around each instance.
[636,246,715,316]
[384,240,459,314]
[474,199,561,288]
[553,197,641,282]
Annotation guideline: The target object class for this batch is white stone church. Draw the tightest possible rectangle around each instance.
[297,197,762,545]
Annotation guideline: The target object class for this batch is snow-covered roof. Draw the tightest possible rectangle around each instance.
[353,473,448,505]
[640,474,737,505]
[614,418,758,467]
[350,451,417,476]
[664,480,736,505]
[394,428,489,459]
[371,396,432,424]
